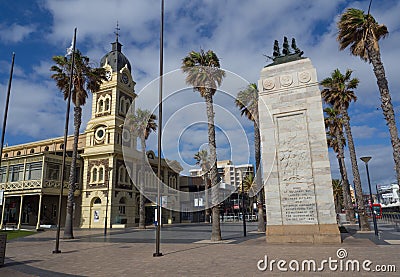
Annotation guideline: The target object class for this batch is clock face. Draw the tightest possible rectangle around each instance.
[121,73,129,84]
[105,71,112,81]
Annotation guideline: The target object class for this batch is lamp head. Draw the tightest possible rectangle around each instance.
[360,156,372,164]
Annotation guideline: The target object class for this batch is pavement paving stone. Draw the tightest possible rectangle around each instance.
[0,222,398,276]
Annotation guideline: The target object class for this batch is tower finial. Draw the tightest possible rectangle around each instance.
[115,21,120,43]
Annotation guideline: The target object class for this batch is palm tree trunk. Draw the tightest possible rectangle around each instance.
[337,157,355,222]
[254,117,265,232]
[203,175,210,223]
[205,93,221,241]
[63,106,81,239]
[342,110,369,230]
[139,137,146,229]
[367,40,400,186]
[336,128,356,224]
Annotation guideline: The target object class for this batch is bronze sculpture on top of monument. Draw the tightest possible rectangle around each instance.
[265,37,305,67]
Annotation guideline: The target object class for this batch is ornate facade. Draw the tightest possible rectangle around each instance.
[0,38,182,230]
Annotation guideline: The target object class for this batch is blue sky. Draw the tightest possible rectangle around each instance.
[0,0,399,192]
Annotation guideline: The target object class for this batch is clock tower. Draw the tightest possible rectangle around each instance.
[80,36,140,228]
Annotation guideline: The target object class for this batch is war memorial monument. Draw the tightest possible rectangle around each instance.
[258,38,341,243]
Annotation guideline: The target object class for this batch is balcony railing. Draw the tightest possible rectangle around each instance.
[0,179,69,192]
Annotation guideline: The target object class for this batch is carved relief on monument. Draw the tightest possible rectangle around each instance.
[263,78,275,90]
[280,75,293,87]
[298,71,311,83]
[276,112,318,224]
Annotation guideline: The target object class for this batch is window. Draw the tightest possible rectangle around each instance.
[25,162,42,180]
[95,127,106,141]
[125,167,130,183]
[105,98,110,111]
[9,164,24,182]
[125,101,130,114]
[64,165,70,181]
[99,167,104,181]
[93,197,101,204]
[92,167,98,183]
[98,100,104,113]
[119,166,126,183]
[0,166,6,183]
[119,197,126,214]
[46,163,60,180]
[91,165,104,184]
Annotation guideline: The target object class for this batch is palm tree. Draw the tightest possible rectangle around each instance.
[240,173,254,217]
[127,108,157,229]
[235,83,265,232]
[338,7,400,187]
[182,49,225,241]
[321,69,369,230]
[324,107,355,223]
[241,173,254,194]
[51,51,106,239]
[332,179,343,214]
[194,149,211,223]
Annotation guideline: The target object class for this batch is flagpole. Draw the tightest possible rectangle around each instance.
[153,0,164,257]
[0,53,15,230]
[53,27,77,254]
[0,53,15,168]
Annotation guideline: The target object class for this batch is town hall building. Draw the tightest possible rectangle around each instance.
[0,37,182,230]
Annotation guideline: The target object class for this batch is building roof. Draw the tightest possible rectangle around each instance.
[100,40,132,73]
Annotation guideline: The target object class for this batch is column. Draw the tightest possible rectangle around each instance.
[17,195,24,229]
[36,194,43,230]
[0,196,6,230]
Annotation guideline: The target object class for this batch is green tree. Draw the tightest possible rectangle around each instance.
[324,107,355,222]
[321,69,369,230]
[235,83,265,232]
[338,7,400,187]
[332,179,344,214]
[194,149,211,222]
[127,108,157,229]
[182,49,225,241]
[51,51,106,239]
[240,173,254,217]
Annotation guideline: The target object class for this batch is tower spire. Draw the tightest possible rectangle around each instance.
[112,21,122,52]
[115,21,120,43]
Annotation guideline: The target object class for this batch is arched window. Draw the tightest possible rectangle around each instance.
[92,167,98,183]
[125,101,130,114]
[93,197,101,204]
[119,166,125,183]
[105,98,110,111]
[98,100,104,113]
[119,97,125,114]
[119,197,126,214]
[99,167,104,182]
[125,167,130,183]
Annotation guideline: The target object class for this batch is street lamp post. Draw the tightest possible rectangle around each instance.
[360,156,379,237]
[154,0,164,258]
[241,172,247,237]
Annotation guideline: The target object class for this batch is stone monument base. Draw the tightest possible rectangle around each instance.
[266,224,341,244]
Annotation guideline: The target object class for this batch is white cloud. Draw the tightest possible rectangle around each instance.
[350,125,388,139]
[1,0,399,186]
[0,23,36,43]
